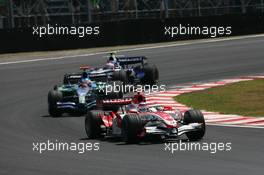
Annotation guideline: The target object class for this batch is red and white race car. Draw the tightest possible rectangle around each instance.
[85,93,206,143]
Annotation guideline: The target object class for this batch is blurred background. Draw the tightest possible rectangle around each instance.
[0,1,263,53]
[0,0,263,29]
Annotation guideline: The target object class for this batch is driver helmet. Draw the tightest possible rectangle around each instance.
[108,52,117,64]
[82,71,88,79]
[81,78,91,84]
[127,103,138,113]
[108,52,117,62]
[156,106,164,111]
[138,102,148,112]
[81,72,91,85]
[148,107,157,112]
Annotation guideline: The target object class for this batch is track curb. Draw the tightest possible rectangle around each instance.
[146,75,264,128]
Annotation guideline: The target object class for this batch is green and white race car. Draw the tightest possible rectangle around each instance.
[47,81,123,117]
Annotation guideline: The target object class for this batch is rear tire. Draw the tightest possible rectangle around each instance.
[141,65,159,85]
[48,90,63,117]
[183,110,206,141]
[112,70,128,84]
[154,65,159,81]
[85,111,104,139]
[121,114,143,143]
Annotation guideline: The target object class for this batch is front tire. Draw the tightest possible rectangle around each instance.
[48,90,62,117]
[121,114,143,143]
[183,110,206,141]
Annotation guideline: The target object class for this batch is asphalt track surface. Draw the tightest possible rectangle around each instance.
[1,36,264,175]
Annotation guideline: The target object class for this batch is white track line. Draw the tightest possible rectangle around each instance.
[218,118,264,125]
[146,100,176,103]
[1,34,264,66]
[223,79,254,83]
[178,87,207,91]
[193,83,224,87]
[247,122,264,125]
[146,97,173,100]
[149,94,178,97]
[207,123,264,129]
[204,115,241,120]
[206,117,247,123]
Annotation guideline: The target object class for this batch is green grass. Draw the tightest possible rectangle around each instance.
[174,79,264,117]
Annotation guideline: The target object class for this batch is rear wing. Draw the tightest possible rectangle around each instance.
[80,66,92,70]
[88,70,113,82]
[65,68,112,84]
[116,56,147,66]
[100,98,133,106]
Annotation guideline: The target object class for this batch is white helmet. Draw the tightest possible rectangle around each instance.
[108,52,117,62]
[148,107,157,112]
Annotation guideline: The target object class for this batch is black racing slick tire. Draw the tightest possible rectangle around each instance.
[85,111,104,139]
[154,65,159,81]
[48,90,63,117]
[112,70,128,84]
[121,114,143,143]
[183,110,206,141]
[141,65,159,85]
